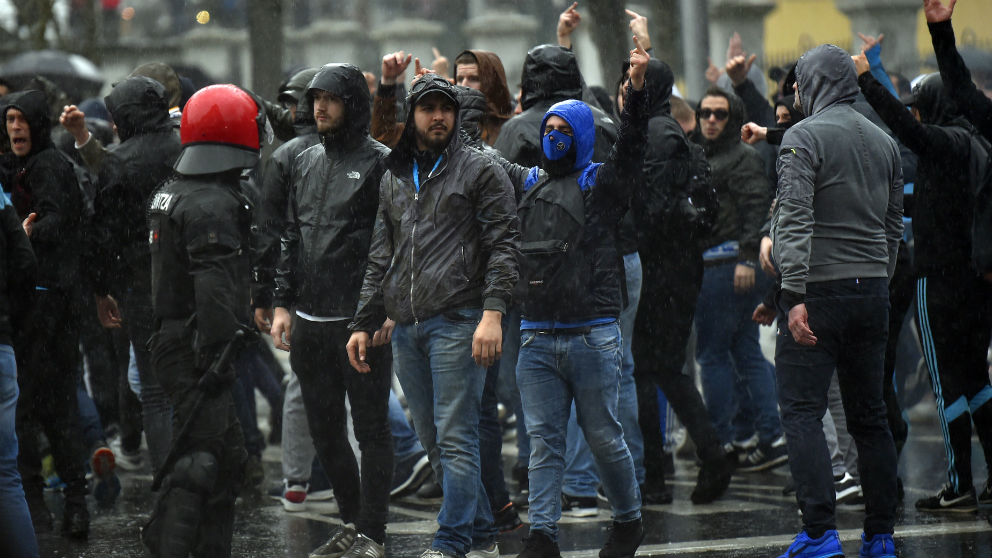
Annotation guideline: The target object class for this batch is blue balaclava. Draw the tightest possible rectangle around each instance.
[540,99,594,176]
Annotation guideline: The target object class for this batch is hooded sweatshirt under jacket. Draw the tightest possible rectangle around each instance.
[272,64,391,318]
[771,45,903,304]
[859,72,990,278]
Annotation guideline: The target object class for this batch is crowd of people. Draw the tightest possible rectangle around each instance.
[1,1,991,557]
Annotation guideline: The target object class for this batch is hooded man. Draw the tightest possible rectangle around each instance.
[452,50,513,145]
[347,74,519,558]
[2,89,90,539]
[625,58,739,507]
[689,87,782,471]
[89,76,183,474]
[493,44,617,168]
[268,63,394,558]
[858,64,992,512]
[770,44,903,558]
[485,36,650,558]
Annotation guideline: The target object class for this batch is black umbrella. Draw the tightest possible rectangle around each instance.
[0,49,103,100]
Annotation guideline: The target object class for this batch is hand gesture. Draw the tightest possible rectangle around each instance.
[557,2,581,48]
[21,212,36,237]
[851,53,871,76]
[372,318,395,347]
[726,31,745,61]
[381,51,413,86]
[726,53,757,86]
[59,105,90,146]
[923,0,956,23]
[472,310,503,368]
[269,307,292,351]
[788,303,817,346]
[625,9,651,51]
[347,331,372,373]
[741,122,767,145]
[705,57,723,86]
[752,303,776,326]
[628,36,650,91]
[857,32,885,54]
[431,47,450,79]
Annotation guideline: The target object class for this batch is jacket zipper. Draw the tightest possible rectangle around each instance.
[409,159,444,325]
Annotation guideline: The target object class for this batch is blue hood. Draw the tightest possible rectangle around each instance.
[541,99,594,172]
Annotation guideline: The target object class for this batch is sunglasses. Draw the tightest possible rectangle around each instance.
[698,108,729,121]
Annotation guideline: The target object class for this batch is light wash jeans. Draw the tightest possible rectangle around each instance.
[0,344,39,557]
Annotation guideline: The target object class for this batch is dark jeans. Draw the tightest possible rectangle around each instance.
[290,318,393,544]
[635,256,724,473]
[480,357,510,511]
[775,277,897,538]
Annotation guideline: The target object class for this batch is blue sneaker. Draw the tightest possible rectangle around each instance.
[859,533,896,558]
[777,530,844,558]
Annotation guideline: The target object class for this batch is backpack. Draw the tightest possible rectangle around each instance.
[675,142,718,237]
[515,169,588,306]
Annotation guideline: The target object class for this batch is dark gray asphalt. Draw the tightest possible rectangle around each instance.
[31,402,992,558]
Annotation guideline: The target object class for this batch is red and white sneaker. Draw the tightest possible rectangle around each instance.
[282,480,308,512]
[91,446,116,479]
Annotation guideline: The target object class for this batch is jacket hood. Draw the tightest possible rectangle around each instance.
[388,74,462,170]
[2,90,53,156]
[520,45,583,112]
[455,84,487,141]
[105,76,171,142]
[129,62,182,108]
[643,58,675,118]
[691,87,745,154]
[306,63,371,145]
[280,67,318,105]
[454,50,513,122]
[775,95,803,127]
[913,73,972,129]
[541,99,594,171]
[794,44,858,117]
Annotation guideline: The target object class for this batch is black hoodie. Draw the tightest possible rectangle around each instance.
[859,71,990,277]
[493,45,617,167]
[89,76,181,296]
[1,90,84,293]
[272,64,391,317]
[690,88,772,262]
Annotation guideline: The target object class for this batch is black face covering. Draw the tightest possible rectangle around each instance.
[542,147,577,177]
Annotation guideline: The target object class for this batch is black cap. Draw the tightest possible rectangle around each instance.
[407,74,458,107]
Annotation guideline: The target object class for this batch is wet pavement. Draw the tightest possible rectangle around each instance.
[32,400,992,558]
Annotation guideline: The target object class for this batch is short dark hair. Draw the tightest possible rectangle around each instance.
[454,52,477,66]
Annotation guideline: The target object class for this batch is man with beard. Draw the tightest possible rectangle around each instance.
[347,74,518,558]
[269,63,394,558]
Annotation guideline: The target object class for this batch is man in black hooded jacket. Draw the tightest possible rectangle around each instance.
[269,63,394,558]
[626,59,738,504]
[89,76,182,474]
[858,61,992,511]
[2,89,90,538]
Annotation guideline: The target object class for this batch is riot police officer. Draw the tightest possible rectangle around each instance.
[141,84,262,558]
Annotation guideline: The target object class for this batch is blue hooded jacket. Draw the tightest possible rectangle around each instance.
[525,99,602,192]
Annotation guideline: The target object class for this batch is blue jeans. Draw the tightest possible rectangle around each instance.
[776,278,897,538]
[388,389,423,461]
[517,323,640,540]
[564,252,645,496]
[0,344,39,558]
[391,309,494,557]
[695,261,781,446]
[496,309,529,468]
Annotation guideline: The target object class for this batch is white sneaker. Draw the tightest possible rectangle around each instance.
[466,542,499,558]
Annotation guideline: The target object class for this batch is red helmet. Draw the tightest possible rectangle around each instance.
[174,84,262,175]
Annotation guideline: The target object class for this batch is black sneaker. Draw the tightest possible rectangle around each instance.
[737,436,788,472]
[492,502,523,533]
[416,476,443,499]
[690,447,734,504]
[310,523,357,558]
[641,481,673,505]
[391,452,432,498]
[980,478,992,507]
[511,464,529,509]
[916,483,978,512]
[518,530,561,558]
[834,473,863,507]
[561,492,598,517]
[599,518,644,558]
[61,504,89,540]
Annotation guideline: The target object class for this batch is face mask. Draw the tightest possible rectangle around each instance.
[542,129,573,161]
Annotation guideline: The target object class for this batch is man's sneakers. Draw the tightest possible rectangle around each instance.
[391,451,432,498]
[492,502,523,533]
[115,447,145,471]
[737,436,789,472]
[310,523,357,558]
[90,446,121,508]
[281,480,310,512]
[561,492,599,517]
[859,533,897,558]
[599,518,644,558]
[915,483,978,513]
[690,447,735,504]
[341,534,385,558]
[834,472,864,507]
[466,541,499,558]
[776,529,843,558]
[518,530,561,558]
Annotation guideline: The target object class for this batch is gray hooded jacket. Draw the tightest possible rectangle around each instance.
[771,44,903,302]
